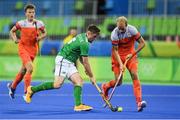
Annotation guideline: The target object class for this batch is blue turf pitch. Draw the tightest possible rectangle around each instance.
[0,81,180,119]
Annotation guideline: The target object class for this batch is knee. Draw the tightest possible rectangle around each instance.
[74,80,83,86]
[130,71,138,80]
[21,69,27,75]
[26,65,33,73]
[53,81,63,89]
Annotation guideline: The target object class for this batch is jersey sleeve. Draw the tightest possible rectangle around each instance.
[80,42,89,56]
[37,20,45,32]
[130,26,141,40]
[111,29,119,46]
[15,21,22,30]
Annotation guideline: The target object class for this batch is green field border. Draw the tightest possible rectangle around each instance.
[0,56,180,84]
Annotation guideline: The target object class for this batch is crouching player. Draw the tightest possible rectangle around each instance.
[102,16,147,112]
[24,24,100,111]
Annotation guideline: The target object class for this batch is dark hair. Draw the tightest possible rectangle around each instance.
[24,4,36,12]
[69,27,77,32]
[87,24,100,34]
[69,27,77,30]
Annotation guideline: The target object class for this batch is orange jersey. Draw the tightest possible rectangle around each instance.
[111,25,141,73]
[111,24,141,56]
[16,19,45,56]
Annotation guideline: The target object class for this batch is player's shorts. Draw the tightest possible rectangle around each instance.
[19,47,35,65]
[54,55,78,78]
[112,55,138,74]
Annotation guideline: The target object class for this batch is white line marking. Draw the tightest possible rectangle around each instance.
[1,94,180,97]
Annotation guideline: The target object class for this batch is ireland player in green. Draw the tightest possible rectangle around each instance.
[24,24,100,111]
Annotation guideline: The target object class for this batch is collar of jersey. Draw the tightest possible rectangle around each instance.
[25,19,34,24]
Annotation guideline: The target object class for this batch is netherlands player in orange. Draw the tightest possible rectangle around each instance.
[101,16,147,112]
[7,4,47,99]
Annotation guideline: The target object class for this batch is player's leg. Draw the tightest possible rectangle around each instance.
[24,56,66,103]
[102,73,122,99]
[24,61,33,94]
[127,60,146,112]
[70,72,93,111]
[7,66,26,99]
[24,76,65,103]
[102,62,123,99]
[18,50,34,94]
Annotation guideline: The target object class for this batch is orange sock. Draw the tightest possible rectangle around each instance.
[133,80,142,104]
[24,73,32,93]
[11,73,24,89]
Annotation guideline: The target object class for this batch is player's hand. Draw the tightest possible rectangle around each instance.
[90,77,96,85]
[122,65,126,72]
[36,36,41,42]
[126,54,133,61]
[119,63,124,72]
[14,39,19,44]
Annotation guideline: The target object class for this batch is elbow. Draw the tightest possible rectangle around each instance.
[83,62,88,67]
[141,40,146,49]
[9,30,12,36]
[9,31,13,39]
[44,32,47,37]
[43,33,47,40]
[43,31,47,37]
[142,42,145,48]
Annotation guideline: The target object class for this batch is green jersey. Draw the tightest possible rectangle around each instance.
[58,33,90,63]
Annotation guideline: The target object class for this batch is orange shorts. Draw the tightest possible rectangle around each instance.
[18,48,36,65]
[112,56,138,75]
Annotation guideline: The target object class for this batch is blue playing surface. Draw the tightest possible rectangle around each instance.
[0,81,180,119]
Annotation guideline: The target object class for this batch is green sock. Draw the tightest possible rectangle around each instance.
[74,85,82,106]
[31,82,54,93]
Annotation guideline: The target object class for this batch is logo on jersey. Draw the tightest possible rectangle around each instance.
[127,32,131,37]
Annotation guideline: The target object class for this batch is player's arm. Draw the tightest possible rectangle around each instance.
[37,28,47,42]
[79,56,83,64]
[126,36,146,60]
[34,20,47,42]
[80,42,96,83]
[134,36,145,55]
[111,29,123,71]
[9,26,19,44]
[81,56,96,84]
[112,45,123,71]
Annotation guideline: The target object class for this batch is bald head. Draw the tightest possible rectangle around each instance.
[116,16,128,33]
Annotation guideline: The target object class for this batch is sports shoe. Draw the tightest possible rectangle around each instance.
[24,86,33,103]
[101,83,109,99]
[7,83,15,99]
[137,101,147,112]
[74,104,93,111]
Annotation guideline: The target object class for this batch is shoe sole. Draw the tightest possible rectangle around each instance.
[74,108,92,112]
[23,95,26,102]
[7,83,14,99]
[138,102,146,112]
